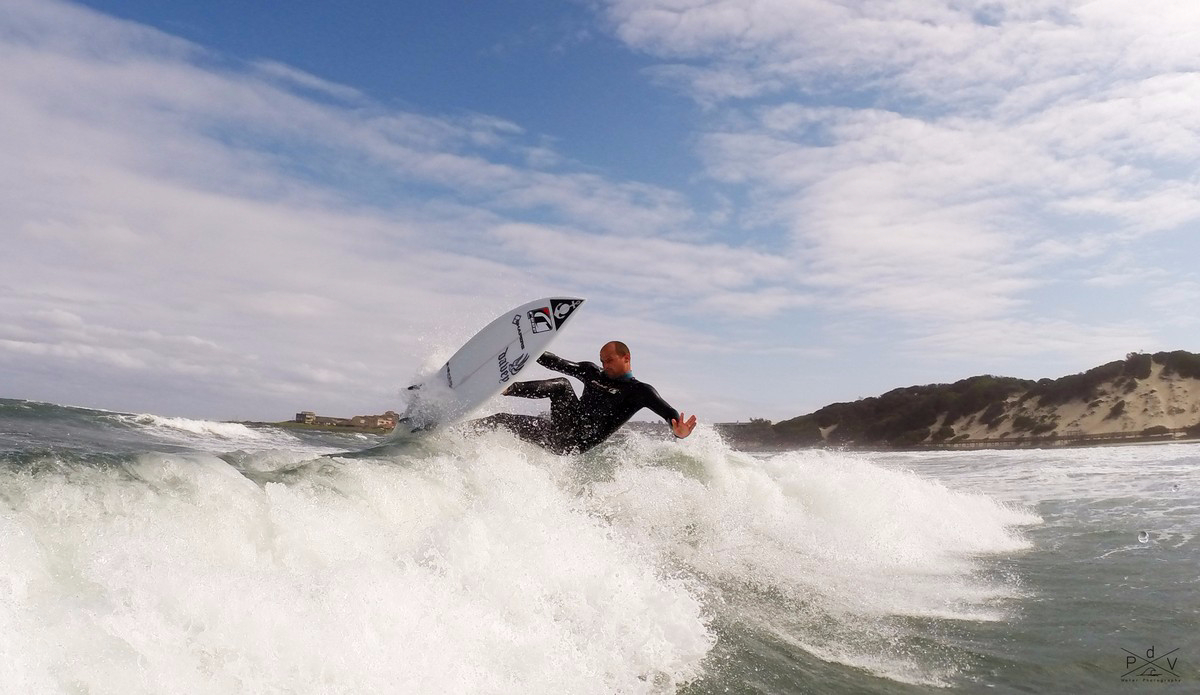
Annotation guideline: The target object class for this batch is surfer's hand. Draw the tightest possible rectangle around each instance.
[672,413,697,438]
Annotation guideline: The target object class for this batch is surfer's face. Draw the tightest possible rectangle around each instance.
[599,345,631,378]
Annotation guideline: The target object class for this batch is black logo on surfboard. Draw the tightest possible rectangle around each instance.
[528,307,553,334]
[550,299,582,330]
[511,314,526,349]
[498,347,530,383]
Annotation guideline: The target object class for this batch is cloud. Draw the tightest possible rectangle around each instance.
[607,1,1200,102]
[3,0,1197,423]
[1149,280,1200,328]
[602,0,1200,361]
[0,0,801,419]
[905,317,1157,365]
[489,222,807,315]
[0,307,234,376]
[249,60,365,103]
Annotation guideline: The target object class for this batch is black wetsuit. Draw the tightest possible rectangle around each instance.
[473,352,681,454]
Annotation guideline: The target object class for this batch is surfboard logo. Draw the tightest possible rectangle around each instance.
[511,314,526,349]
[497,348,530,383]
[550,299,582,329]
[528,307,553,334]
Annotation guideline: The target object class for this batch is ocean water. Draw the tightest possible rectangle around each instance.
[1,397,1195,694]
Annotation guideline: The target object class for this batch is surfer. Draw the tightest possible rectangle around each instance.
[472,341,697,454]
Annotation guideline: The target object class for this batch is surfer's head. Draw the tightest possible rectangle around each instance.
[600,341,631,378]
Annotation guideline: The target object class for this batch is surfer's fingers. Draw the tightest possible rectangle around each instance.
[672,413,697,437]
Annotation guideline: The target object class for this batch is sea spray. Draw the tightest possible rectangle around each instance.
[125,414,266,439]
[5,399,1198,693]
[0,436,714,694]
[575,429,1040,687]
[0,402,1044,692]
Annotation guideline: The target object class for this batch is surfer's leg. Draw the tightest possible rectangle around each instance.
[471,413,562,450]
[472,412,543,435]
[503,377,581,421]
[502,377,575,400]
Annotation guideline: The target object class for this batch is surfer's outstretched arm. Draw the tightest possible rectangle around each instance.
[536,352,599,381]
[642,383,696,439]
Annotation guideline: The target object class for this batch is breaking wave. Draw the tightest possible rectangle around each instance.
[0,404,1038,692]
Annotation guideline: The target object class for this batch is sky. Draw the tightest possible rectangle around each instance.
[2,0,1199,424]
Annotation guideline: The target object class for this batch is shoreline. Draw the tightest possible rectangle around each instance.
[716,426,1200,453]
[237,420,394,436]
[924,432,1200,451]
[724,438,1200,454]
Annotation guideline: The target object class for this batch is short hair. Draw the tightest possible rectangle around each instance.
[603,341,630,357]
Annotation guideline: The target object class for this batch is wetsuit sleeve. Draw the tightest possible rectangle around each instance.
[640,383,681,425]
[537,352,602,381]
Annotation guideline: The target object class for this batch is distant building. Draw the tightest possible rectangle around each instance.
[315,416,353,427]
[351,410,399,429]
[296,410,398,430]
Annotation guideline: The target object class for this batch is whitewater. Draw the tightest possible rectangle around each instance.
[1,398,1195,693]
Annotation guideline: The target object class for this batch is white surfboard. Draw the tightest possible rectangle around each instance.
[397,297,585,433]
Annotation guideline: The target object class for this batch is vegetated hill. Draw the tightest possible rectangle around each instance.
[757,351,1200,448]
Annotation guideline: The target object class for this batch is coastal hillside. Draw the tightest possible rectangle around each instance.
[733,351,1200,449]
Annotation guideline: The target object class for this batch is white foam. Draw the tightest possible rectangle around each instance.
[0,441,714,694]
[120,413,265,439]
[0,424,1052,692]
[118,413,346,454]
[576,428,1039,686]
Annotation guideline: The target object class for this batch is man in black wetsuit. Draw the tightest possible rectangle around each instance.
[472,341,697,454]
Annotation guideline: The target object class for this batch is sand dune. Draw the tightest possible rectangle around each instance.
[945,362,1200,443]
